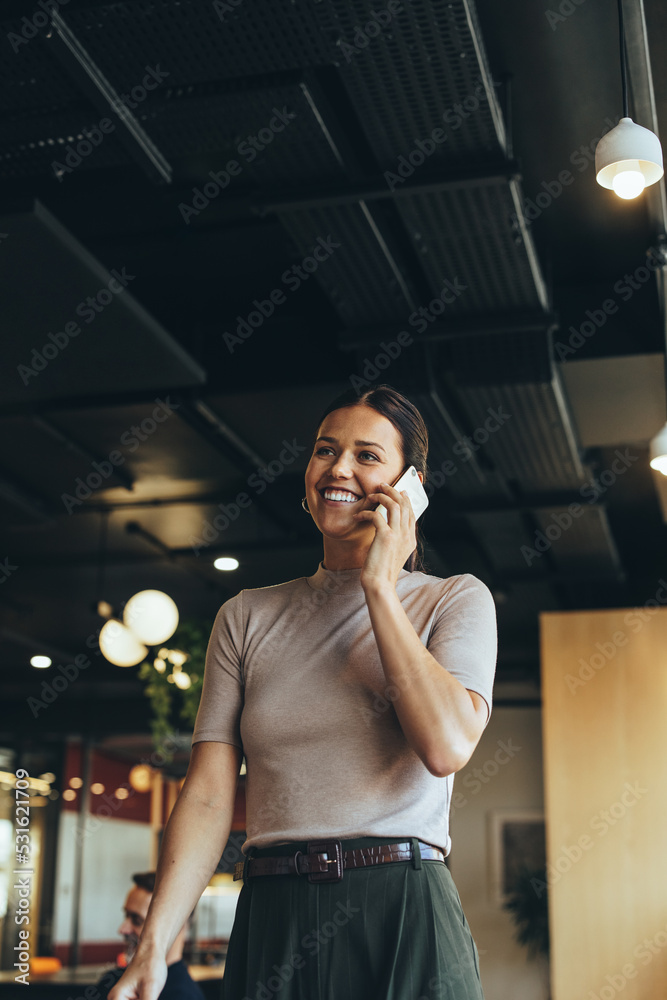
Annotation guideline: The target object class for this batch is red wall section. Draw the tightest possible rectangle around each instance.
[61,744,151,823]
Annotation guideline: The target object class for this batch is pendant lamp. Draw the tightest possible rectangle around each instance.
[595,0,663,199]
[649,423,667,476]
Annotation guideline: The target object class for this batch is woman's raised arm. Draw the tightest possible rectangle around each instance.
[109,739,243,1000]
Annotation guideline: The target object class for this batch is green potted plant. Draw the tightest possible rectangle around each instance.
[503,865,551,997]
[137,619,210,761]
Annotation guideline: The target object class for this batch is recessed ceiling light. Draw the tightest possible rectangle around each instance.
[214,557,239,571]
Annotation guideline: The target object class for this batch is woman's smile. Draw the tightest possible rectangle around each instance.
[319,486,363,506]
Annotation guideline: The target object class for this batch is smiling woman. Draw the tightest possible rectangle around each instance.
[110,384,498,1000]
[303,383,430,574]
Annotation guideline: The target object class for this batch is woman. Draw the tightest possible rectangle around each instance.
[110,384,497,1000]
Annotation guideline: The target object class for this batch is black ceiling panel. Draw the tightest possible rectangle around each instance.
[0,201,206,405]
[0,0,665,734]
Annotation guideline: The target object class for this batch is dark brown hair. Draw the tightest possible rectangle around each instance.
[312,384,429,572]
[131,872,156,894]
[132,871,195,920]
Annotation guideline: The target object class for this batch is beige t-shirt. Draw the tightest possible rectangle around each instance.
[191,560,497,855]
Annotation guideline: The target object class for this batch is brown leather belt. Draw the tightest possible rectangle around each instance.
[233,838,445,885]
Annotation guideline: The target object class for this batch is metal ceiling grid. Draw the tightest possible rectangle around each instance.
[410,389,511,499]
[427,455,507,499]
[0,28,79,113]
[0,108,129,178]
[442,329,554,384]
[0,87,343,184]
[396,184,547,312]
[533,505,623,578]
[0,201,206,409]
[315,0,504,163]
[63,0,334,90]
[464,510,545,575]
[277,202,421,326]
[456,381,590,493]
[0,416,131,510]
[141,87,343,181]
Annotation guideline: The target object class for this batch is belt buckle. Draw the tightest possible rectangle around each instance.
[306,839,343,883]
[233,853,251,885]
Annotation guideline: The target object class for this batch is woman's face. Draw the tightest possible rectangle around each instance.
[304,405,408,539]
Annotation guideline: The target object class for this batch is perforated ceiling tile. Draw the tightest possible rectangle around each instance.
[455,381,588,492]
[313,0,505,165]
[397,183,545,312]
[0,109,130,179]
[410,389,510,499]
[143,86,345,183]
[442,328,555,385]
[0,23,80,113]
[465,510,544,574]
[278,201,421,326]
[534,505,623,577]
[0,83,346,182]
[64,0,335,92]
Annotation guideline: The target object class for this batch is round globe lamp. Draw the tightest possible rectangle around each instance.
[123,590,179,646]
[99,619,148,667]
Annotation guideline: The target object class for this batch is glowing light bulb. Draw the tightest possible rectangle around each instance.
[129,765,152,792]
[649,424,667,476]
[611,170,645,199]
[214,557,239,571]
[649,454,667,475]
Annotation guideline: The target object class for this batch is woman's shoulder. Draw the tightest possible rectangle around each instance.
[404,567,492,598]
[217,574,308,612]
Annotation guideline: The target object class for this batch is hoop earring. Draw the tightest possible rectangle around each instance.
[301,496,311,514]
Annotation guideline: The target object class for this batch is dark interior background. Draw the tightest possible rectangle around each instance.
[1,0,666,754]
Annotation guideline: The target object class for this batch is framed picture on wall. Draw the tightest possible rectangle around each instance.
[487,809,546,905]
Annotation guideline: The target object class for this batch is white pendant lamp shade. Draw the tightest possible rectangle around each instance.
[99,619,149,667]
[123,589,179,645]
[649,423,667,476]
[596,118,664,198]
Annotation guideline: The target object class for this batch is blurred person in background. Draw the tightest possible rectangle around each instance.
[98,871,204,1000]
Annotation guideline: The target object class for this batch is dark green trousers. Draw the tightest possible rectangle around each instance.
[221,836,485,1000]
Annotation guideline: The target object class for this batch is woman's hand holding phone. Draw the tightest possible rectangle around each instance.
[353,465,428,592]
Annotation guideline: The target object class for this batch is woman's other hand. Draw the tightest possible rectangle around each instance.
[107,946,168,1000]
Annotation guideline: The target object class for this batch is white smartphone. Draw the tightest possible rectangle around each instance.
[376,465,429,522]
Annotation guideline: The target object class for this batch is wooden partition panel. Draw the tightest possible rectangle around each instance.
[540,606,667,1000]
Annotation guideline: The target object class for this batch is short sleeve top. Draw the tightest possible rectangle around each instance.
[191,561,497,855]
